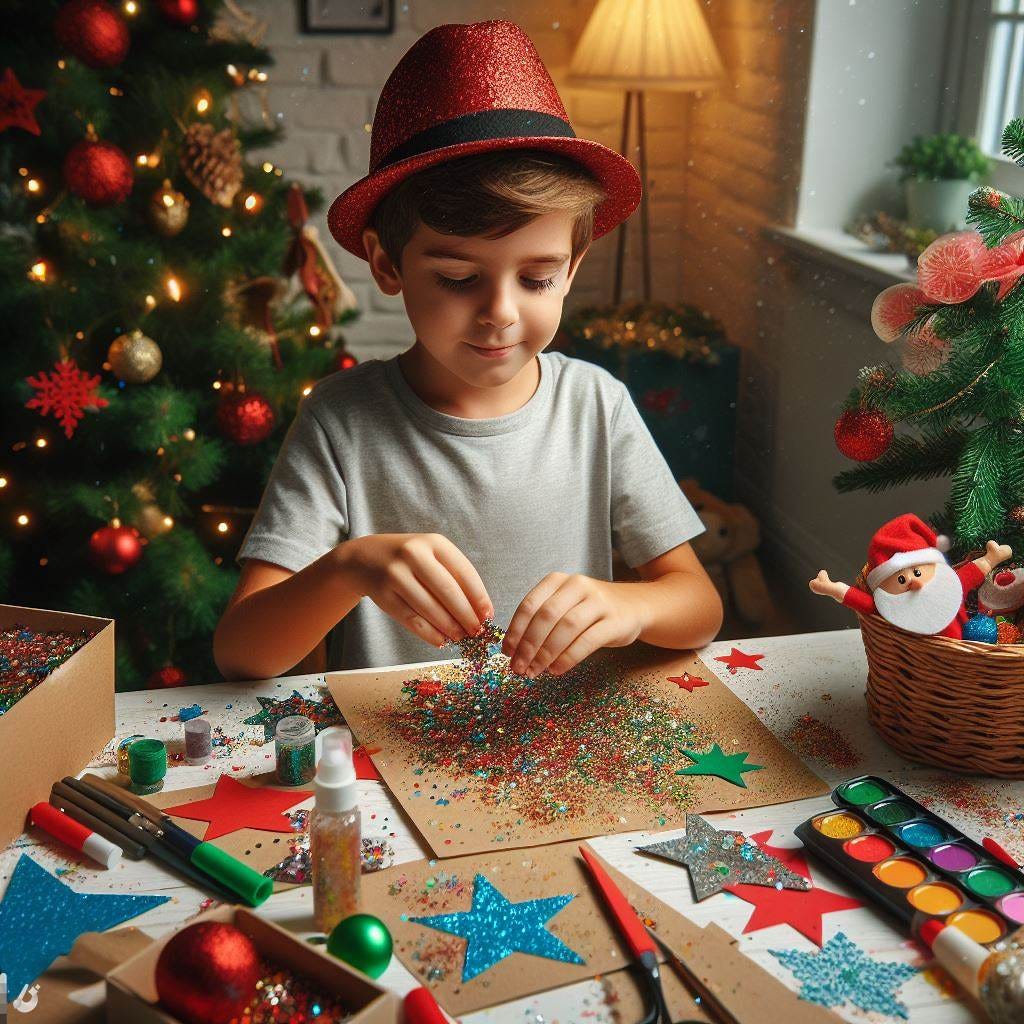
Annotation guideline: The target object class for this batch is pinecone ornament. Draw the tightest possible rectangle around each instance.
[180,123,242,207]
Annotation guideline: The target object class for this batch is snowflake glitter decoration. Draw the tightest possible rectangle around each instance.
[25,359,109,438]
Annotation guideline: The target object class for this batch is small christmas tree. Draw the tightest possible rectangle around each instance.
[0,0,359,688]
[832,119,1024,560]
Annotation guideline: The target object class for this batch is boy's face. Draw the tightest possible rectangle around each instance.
[363,210,586,389]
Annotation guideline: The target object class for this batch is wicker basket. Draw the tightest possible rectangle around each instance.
[859,601,1024,778]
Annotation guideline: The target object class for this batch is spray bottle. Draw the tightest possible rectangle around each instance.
[310,726,361,933]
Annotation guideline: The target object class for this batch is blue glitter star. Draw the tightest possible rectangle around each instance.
[0,854,169,996]
[770,931,918,1020]
[409,873,586,981]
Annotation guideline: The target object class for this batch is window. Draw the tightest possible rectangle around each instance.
[949,1,1024,191]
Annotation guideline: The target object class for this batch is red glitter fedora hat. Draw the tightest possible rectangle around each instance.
[327,19,642,261]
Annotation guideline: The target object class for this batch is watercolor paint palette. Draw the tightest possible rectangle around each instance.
[795,774,1024,946]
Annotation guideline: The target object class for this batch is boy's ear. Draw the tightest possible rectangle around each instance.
[564,245,590,294]
[362,227,403,296]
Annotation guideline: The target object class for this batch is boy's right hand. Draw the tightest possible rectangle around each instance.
[341,533,494,647]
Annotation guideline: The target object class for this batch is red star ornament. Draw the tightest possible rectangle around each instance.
[0,68,45,136]
[162,774,312,841]
[724,829,861,945]
[667,672,709,693]
[714,647,765,673]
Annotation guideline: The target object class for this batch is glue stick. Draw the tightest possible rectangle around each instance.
[310,726,361,933]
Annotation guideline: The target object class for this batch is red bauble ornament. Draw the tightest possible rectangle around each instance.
[336,349,359,372]
[217,390,275,446]
[54,0,130,69]
[157,0,200,26]
[64,138,133,206]
[156,922,259,1024]
[834,408,893,462]
[148,665,187,688]
[89,524,143,574]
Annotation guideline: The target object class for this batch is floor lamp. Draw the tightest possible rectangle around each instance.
[568,0,725,304]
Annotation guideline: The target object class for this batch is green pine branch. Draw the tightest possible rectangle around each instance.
[834,427,968,493]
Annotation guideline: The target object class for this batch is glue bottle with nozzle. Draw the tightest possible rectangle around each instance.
[310,725,361,933]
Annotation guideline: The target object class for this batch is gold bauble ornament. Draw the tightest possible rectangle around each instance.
[148,180,189,237]
[136,503,173,539]
[108,329,163,383]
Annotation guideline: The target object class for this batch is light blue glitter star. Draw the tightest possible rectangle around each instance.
[770,931,918,1020]
[409,873,586,981]
[0,854,169,996]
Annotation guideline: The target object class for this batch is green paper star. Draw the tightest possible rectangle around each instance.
[676,743,764,788]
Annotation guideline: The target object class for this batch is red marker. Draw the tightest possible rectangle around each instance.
[983,835,1019,869]
[30,802,122,869]
[404,987,448,1024]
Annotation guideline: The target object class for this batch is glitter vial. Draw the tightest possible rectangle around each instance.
[275,714,316,785]
[310,726,361,933]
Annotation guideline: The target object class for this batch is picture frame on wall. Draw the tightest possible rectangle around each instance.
[302,0,395,34]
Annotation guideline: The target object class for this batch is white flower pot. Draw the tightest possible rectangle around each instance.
[905,178,978,232]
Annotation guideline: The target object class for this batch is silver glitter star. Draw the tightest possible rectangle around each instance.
[636,813,811,901]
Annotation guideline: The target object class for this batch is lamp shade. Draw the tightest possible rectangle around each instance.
[568,0,725,92]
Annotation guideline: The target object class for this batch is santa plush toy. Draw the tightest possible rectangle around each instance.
[810,513,1013,638]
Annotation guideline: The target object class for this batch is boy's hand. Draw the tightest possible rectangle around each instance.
[501,573,645,678]
[342,533,493,648]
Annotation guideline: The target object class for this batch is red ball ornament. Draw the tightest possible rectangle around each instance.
[148,665,187,688]
[157,0,200,26]
[89,524,143,574]
[64,138,133,206]
[217,390,275,446]
[54,0,130,69]
[834,408,893,462]
[156,922,260,1024]
[336,349,359,372]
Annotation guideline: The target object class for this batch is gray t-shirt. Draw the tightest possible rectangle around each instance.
[237,351,704,670]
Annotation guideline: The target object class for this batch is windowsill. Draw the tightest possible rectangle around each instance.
[764,225,916,289]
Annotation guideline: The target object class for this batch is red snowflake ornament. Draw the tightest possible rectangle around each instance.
[25,359,109,438]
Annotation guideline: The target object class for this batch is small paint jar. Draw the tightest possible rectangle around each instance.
[184,717,213,766]
[116,734,146,776]
[128,738,167,794]
[276,714,316,786]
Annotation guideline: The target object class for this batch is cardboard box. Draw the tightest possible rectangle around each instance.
[0,604,115,853]
[105,906,400,1024]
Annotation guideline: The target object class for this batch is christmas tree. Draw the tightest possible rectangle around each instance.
[832,119,1024,560]
[0,0,359,688]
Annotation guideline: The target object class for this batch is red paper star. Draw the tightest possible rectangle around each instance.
[725,829,861,944]
[0,68,45,136]
[714,647,765,673]
[354,744,382,782]
[162,774,312,841]
[667,672,709,693]
[25,359,109,438]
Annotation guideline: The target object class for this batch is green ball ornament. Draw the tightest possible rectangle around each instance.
[327,914,392,978]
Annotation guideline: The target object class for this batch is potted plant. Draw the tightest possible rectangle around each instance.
[894,132,990,231]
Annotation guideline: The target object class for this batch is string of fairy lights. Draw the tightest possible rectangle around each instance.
[8,2,338,564]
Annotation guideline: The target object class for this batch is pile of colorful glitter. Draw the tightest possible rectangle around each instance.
[228,961,352,1023]
[0,622,97,717]
[386,621,712,824]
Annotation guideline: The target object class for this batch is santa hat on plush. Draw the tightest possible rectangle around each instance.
[866,514,952,589]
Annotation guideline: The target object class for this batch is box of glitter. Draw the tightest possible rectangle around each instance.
[106,905,401,1024]
[0,604,114,853]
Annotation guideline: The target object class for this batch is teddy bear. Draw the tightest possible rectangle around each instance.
[679,478,773,626]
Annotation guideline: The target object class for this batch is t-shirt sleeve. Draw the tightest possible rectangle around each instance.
[608,383,706,567]
[236,401,348,573]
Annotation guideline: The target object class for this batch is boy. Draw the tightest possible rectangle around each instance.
[214,20,722,681]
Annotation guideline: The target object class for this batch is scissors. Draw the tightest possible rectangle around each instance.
[579,845,732,1024]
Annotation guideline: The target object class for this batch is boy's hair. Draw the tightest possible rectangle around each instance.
[369,149,606,270]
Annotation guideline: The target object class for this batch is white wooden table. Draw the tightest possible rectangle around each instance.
[4,628,1013,1023]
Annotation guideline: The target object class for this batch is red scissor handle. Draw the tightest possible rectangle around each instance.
[579,844,658,960]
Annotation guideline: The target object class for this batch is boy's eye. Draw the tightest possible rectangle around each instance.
[434,274,558,292]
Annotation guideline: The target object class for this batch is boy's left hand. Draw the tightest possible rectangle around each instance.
[501,572,646,678]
